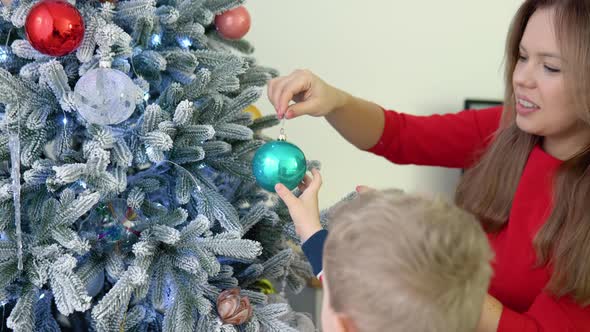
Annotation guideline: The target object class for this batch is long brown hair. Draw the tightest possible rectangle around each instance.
[456,0,590,305]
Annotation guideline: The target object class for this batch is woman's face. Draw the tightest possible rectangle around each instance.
[513,7,590,157]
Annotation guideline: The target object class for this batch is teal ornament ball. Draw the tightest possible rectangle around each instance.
[252,140,306,192]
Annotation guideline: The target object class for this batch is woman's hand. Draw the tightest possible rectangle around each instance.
[267,69,350,120]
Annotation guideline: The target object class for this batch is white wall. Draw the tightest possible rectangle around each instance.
[246,1,522,208]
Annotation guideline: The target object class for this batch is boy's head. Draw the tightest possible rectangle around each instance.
[321,189,493,332]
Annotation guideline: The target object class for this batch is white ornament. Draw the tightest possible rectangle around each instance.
[8,133,23,270]
[74,68,139,125]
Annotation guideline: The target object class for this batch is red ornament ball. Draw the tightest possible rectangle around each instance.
[214,6,251,40]
[25,0,84,57]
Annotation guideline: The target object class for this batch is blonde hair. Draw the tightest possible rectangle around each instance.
[456,0,590,304]
[324,190,493,332]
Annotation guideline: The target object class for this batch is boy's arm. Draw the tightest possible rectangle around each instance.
[275,169,325,280]
[301,230,328,281]
[477,294,502,332]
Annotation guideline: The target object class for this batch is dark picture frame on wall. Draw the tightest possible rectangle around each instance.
[464,98,503,110]
[460,99,503,174]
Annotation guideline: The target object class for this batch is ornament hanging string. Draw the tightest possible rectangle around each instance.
[129,49,149,107]
[130,50,139,78]
[279,117,286,141]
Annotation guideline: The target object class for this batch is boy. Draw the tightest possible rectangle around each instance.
[275,169,493,332]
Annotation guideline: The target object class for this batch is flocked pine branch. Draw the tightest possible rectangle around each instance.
[0,0,317,330]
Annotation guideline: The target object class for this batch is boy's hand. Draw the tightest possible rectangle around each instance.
[275,169,323,242]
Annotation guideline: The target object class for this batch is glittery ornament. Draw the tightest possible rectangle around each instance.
[74,67,139,125]
[97,200,141,241]
[216,288,253,325]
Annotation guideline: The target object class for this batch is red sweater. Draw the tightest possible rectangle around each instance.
[367,106,590,331]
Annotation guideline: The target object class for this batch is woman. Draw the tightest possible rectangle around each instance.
[269,0,590,330]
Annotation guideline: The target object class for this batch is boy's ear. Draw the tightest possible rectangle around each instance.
[335,312,359,332]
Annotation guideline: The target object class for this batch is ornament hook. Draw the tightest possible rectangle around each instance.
[278,118,286,141]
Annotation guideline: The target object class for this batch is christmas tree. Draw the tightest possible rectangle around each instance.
[0,0,316,331]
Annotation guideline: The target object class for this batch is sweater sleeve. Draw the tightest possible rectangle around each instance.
[498,292,590,332]
[367,106,503,168]
[301,230,328,282]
